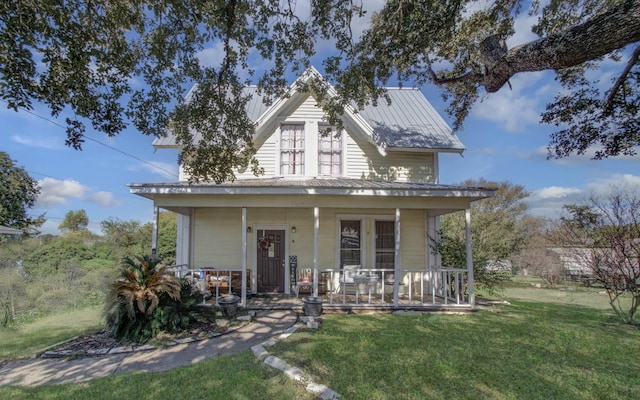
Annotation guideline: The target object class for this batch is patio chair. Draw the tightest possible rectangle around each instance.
[296,268,313,298]
[337,264,360,297]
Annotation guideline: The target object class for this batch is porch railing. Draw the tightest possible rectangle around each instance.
[317,267,471,307]
[167,266,246,306]
[167,265,471,308]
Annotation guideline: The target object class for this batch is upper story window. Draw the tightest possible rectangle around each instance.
[318,125,342,176]
[280,124,305,175]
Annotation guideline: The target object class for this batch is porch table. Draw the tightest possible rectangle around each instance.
[354,274,380,304]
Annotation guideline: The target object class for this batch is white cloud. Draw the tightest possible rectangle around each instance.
[507,13,539,48]
[86,191,121,208]
[196,42,227,68]
[586,174,640,196]
[471,74,546,132]
[351,0,385,39]
[526,186,585,219]
[526,174,640,218]
[36,178,122,209]
[535,186,582,199]
[526,186,586,219]
[36,178,87,208]
[12,134,62,149]
[470,68,567,133]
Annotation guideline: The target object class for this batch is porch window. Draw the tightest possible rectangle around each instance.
[375,220,395,268]
[318,125,341,176]
[280,124,305,175]
[340,220,361,266]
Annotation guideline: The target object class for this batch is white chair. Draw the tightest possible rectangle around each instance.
[339,265,361,302]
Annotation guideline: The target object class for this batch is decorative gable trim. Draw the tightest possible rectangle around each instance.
[252,66,385,156]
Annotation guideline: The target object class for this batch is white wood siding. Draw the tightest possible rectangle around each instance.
[183,92,437,183]
[345,135,435,183]
[192,208,243,267]
[288,94,325,120]
[235,134,278,179]
[190,207,428,273]
[399,209,427,267]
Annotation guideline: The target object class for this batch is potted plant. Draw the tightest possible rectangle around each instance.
[302,296,323,317]
[218,295,240,318]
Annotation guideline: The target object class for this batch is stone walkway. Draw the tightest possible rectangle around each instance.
[0,309,342,397]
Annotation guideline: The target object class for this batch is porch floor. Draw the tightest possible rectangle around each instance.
[228,293,473,313]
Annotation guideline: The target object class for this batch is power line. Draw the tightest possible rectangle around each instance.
[2,101,179,179]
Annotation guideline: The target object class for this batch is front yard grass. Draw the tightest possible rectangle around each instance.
[270,301,639,399]
[0,306,104,360]
[1,281,639,399]
[0,350,316,400]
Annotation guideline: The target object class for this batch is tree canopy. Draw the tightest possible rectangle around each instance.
[433,179,536,291]
[59,209,89,233]
[0,151,43,230]
[2,0,639,182]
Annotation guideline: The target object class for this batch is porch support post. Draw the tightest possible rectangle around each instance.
[176,211,192,268]
[313,207,319,297]
[151,205,159,258]
[394,208,401,307]
[241,207,248,306]
[465,208,475,307]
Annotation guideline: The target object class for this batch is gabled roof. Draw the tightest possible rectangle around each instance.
[359,88,464,152]
[153,67,464,153]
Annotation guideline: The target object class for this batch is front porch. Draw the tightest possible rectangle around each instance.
[134,179,496,313]
[177,266,474,312]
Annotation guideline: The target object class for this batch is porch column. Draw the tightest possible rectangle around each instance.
[313,207,319,297]
[176,212,192,268]
[465,208,475,306]
[151,205,159,258]
[394,208,401,307]
[241,207,248,306]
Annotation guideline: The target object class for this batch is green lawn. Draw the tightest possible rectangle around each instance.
[0,351,316,400]
[269,302,639,399]
[1,282,639,399]
[0,306,104,359]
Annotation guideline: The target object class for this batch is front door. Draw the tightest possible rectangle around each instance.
[257,229,285,293]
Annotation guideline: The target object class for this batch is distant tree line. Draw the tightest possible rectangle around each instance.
[0,210,176,326]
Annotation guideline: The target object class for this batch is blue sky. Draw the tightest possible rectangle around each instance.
[2,2,639,235]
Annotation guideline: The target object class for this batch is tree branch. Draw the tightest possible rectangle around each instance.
[483,0,640,92]
[425,57,483,86]
[605,44,640,110]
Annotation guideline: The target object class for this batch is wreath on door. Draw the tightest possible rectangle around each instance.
[257,237,271,250]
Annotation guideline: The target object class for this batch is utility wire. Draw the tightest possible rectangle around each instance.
[2,101,179,179]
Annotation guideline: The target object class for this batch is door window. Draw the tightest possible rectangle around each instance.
[340,220,361,266]
[375,220,395,268]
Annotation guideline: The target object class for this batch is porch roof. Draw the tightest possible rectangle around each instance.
[0,225,23,235]
[129,177,495,209]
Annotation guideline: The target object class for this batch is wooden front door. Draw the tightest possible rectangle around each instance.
[257,229,285,293]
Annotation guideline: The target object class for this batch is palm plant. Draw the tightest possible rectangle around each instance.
[115,255,181,317]
[106,255,181,341]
